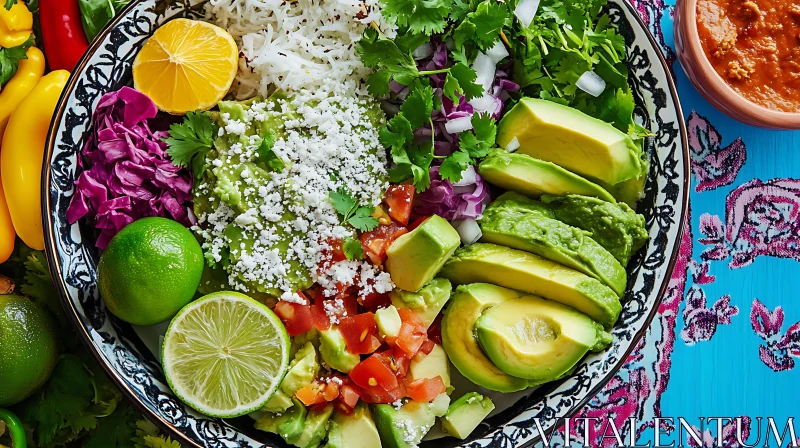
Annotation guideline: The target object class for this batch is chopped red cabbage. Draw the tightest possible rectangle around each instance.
[66,86,194,249]
[414,166,490,221]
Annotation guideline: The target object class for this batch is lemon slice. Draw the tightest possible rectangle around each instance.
[133,18,239,114]
[162,292,290,418]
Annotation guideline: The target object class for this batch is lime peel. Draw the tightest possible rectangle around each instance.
[162,291,290,418]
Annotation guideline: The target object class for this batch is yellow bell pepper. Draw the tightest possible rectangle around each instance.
[0,46,45,138]
[0,0,32,49]
[0,180,14,264]
[1,70,69,251]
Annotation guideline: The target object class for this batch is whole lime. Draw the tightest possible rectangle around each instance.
[98,217,204,326]
[0,294,59,406]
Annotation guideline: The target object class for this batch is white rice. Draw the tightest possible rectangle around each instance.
[205,0,395,98]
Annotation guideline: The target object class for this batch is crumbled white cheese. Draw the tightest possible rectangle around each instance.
[392,400,404,410]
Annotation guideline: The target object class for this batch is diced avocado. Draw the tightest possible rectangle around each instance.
[375,305,402,339]
[481,200,627,296]
[324,403,382,448]
[282,342,320,396]
[319,327,360,374]
[431,393,451,417]
[389,278,452,328]
[542,194,648,265]
[262,389,294,414]
[479,150,616,202]
[293,403,334,448]
[408,344,451,392]
[496,98,644,185]
[291,328,320,359]
[255,398,308,444]
[476,296,612,382]
[386,215,460,292]
[440,243,621,327]
[373,401,436,448]
[441,284,531,392]
[441,392,495,439]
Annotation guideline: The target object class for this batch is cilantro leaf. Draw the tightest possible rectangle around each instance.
[81,403,137,448]
[459,113,496,158]
[453,0,509,51]
[0,34,34,87]
[22,251,69,331]
[449,62,483,100]
[400,82,434,129]
[349,207,379,232]
[367,69,394,96]
[163,112,217,180]
[382,0,450,35]
[439,149,472,182]
[379,114,414,149]
[255,132,284,172]
[343,238,365,260]
[357,28,419,92]
[133,419,182,448]
[329,190,357,218]
[406,143,434,191]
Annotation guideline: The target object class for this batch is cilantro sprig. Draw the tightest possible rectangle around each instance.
[343,238,365,260]
[440,114,497,182]
[255,132,285,173]
[164,112,217,181]
[330,190,380,232]
[0,34,34,87]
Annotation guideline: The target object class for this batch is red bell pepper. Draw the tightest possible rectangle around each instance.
[40,0,90,71]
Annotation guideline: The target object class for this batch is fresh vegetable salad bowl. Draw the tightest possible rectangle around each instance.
[43,0,688,446]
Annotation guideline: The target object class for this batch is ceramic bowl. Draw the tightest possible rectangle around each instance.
[674,0,800,129]
[42,0,690,446]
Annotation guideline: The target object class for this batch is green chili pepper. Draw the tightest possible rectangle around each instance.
[0,408,26,448]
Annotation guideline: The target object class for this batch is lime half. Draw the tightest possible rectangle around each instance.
[162,291,290,418]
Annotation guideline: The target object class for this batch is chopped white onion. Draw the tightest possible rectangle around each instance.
[412,43,434,60]
[397,87,410,100]
[514,0,540,28]
[505,136,520,152]
[486,41,509,64]
[472,52,496,92]
[452,166,477,186]
[445,116,474,134]
[469,94,498,113]
[576,71,606,97]
[452,219,482,245]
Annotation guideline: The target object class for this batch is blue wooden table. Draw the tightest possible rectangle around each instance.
[544,0,800,445]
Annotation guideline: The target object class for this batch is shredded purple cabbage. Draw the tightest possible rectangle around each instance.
[414,166,490,221]
[66,87,194,249]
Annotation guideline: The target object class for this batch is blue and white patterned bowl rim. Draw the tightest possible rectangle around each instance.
[43,0,690,446]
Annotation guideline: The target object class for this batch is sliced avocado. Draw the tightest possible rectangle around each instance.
[408,344,451,392]
[373,401,436,448]
[441,392,495,440]
[375,305,402,339]
[293,403,334,448]
[262,389,294,414]
[481,201,627,296]
[489,191,555,219]
[255,398,308,444]
[389,278,453,328]
[440,243,621,327]
[323,403,382,448]
[281,342,320,396]
[479,150,616,202]
[441,284,531,392]
[319,327,360,374]
[542,194,648,265]
[386,215,460,292]
[496,98,643,185]
[476,296,612,382]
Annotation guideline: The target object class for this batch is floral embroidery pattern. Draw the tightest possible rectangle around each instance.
[687,112,746,193]
[751,299,800,372]
[680,261,738,345]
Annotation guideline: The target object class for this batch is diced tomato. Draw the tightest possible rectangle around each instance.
[360,223,409,266]
[384,185,415,225]
[405,377,446,402]
[274,300,313,336]
[295,383,326,406]
[398,308,425,328]
[396,320,428,356]
[358,289,392,312]
[334,400,355,415]
[350,355,399,391]
[408,215,430,231]
[319,239,347,271]
[375,350,411,377]
[419,339,435,356]
[340,313,380,354]
[339,383,362,408]
[341,295,359,317]
[310,297,331,331]
[427,314,443,345]
[322,381,340,401]
[310,402,331,412]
